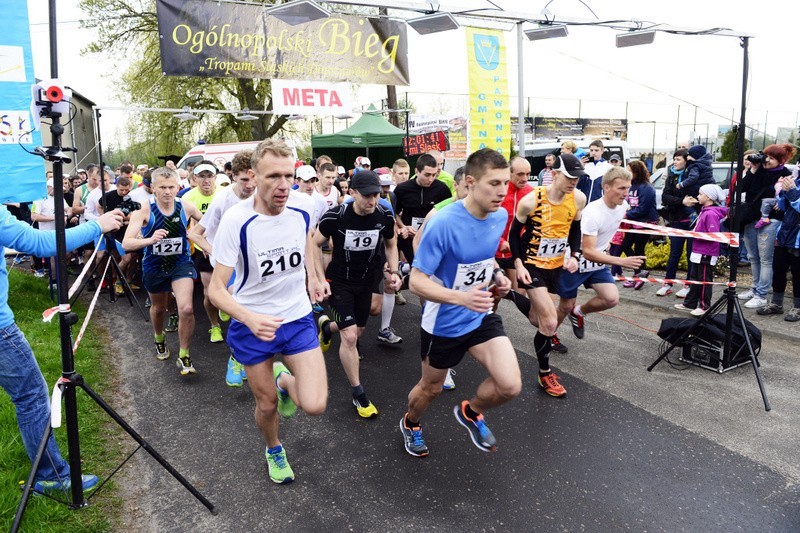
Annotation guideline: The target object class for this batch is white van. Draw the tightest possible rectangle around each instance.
[523,138,631,183]
[177,140,298,171]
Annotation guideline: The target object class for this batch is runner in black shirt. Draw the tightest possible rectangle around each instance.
[393,154,452,265]
[314,171,402,419]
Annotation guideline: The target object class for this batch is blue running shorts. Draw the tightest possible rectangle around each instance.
[227,312,319,366]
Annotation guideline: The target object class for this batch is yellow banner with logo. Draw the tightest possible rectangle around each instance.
[466,27,511,155]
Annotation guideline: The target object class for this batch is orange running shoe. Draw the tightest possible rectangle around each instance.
[538,372,567,397]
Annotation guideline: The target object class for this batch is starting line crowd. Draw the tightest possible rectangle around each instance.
[3,138,799,492]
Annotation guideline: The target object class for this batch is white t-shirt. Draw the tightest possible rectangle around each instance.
[32,196,68,231]
[288,189,319,229]
[85,187,103,221]
[214,196,312,321]
[200,186,248,246]
[581,198,629,252]
[128,186,154,206]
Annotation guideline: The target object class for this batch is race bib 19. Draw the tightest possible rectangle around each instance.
[452,258,494,291]
[152,237,183,256]
[344,229,380,251]
[537,237,567,258]
[257,245,303,281]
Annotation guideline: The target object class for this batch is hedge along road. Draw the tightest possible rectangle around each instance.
[93,284,800,532]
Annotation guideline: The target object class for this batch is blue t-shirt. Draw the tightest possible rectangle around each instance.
[413,200,507,337]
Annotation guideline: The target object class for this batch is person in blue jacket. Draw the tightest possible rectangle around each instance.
[676,144,715,198]
[0,203,123,494]
[619,160,658,290]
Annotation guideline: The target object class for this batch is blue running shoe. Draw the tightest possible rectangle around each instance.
[34,474,100,496]
[399,414,429,457]
[312,302,324,314]
[453,401,497,452]
[226,356,243,387]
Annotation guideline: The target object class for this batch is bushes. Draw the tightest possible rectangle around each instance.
[644,240,688,271]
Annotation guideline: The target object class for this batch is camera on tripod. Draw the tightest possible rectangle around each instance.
[746,152,766,164]
[119,195,141,216]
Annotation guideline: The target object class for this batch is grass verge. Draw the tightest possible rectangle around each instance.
[0,267,124,532]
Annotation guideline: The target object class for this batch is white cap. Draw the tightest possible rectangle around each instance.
[296,165,317,181]
[361,157,371,167]
[193,163,218,175]
[46,178,54,187]
[699,184,726,205]
[379,176,393,186]
[215,174,231,187]
[337,165,346,175]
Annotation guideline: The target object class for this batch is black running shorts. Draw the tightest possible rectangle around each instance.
[420,313,507,369]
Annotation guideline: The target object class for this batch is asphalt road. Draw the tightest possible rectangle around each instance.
[90,284,800,532]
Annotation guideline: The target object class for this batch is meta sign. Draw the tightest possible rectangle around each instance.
[271,79,352,116]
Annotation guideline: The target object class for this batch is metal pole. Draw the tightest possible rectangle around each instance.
[763,110,768,149]
[675,105,680,149]
[516,22,526,157]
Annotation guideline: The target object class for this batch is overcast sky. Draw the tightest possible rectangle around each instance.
[26,0,800,150]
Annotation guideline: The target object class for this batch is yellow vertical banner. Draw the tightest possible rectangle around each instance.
[466,27,511,156]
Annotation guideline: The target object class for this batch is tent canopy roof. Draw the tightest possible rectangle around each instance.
[312,112,405,149]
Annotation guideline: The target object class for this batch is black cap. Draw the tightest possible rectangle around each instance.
[609,154,621,162]
[552,153,587,179]
[349,170,381,195]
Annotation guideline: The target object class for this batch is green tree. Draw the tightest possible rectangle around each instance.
[719,127,750,161]
[80,0,289,156]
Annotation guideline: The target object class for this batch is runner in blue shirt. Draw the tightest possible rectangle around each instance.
[399,148,521,457]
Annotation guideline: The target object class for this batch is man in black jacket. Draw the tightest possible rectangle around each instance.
[393,153,452,265]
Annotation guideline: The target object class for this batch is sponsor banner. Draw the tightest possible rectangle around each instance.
[0,1,45,203]
[156,0,409,85]
[408,114,468,159]
[533,117,628,140]
[271,79,352,116]
[466,28,511,156]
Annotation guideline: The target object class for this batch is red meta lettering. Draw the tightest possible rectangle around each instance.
[285,87,344,108]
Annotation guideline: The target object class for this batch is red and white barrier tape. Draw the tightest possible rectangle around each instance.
[617,220,739,246]
[614,275,735,287]
[68,240,101,299]
[72,260,110,353]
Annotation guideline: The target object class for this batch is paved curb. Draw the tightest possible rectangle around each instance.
[614,289,799,344]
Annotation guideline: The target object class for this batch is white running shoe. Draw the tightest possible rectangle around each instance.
[675,286,690,298]
[744,296,768,309]
[737,289,754,300]
[690,307,706,316]
[656,284,673,297]
[442,369,456,391]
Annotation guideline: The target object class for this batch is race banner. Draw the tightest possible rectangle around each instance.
[466,27,511,156]
[271,79,352,116]
[0,0,45,203]
[156,0,409,85]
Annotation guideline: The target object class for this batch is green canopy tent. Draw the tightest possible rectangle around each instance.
[311,112,410,171]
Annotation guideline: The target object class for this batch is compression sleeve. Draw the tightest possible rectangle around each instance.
[508,217,525,261]
[568,219,582,254]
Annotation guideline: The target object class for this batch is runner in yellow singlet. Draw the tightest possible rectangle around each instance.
[508,154,587,398]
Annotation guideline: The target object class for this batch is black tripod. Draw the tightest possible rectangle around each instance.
[12,6,216,529]
[647,37,770,412]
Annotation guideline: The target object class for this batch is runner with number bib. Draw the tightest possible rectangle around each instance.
[208,139,327,485]
[508,154,587,398]
[314,171,402,419]
[123,167,204,375]
[399,148,521,458]
[555,167,644,351]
